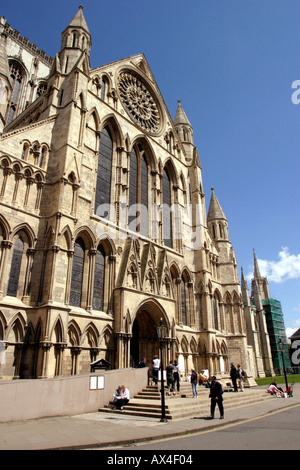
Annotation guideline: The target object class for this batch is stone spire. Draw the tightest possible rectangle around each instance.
[174,100,194,160]
[59,5,91,73]
[174,99,192,128]
[67,5,90,34]
[207,187,227,223]
[251,249,270,301]
[241,267,251,306]
[253,249,262,280]
[207,188,229,242]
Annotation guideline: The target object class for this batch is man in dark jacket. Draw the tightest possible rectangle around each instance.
[166,361,175,395]
[208,376,224,419]
[230,362,238,392]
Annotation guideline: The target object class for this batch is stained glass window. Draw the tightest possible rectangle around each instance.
[7,61,24,125]
[7,237,24,297]
[93,244,105,310]
[162,167,173,248]
[95,127,113,218]
[181,276,187,326]
[70,237,85,307]
[128,145,148,236]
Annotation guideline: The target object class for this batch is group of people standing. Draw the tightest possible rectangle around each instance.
[165,360,181,395]
[151,356,181,395]
[230,362,245,392]
[112,357,246,419]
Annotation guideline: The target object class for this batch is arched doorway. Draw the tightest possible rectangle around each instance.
[130,301,169,368]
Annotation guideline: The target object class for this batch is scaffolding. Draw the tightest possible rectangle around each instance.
[262,298,291,373]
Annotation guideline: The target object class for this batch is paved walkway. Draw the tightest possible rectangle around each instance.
[0,384,299,450]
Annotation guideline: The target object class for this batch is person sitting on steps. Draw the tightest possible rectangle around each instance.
[114,385,130,410]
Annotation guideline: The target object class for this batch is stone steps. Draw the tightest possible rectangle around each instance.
[98,384,272,420]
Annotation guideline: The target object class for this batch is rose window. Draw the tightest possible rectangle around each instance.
[118,71,161,134]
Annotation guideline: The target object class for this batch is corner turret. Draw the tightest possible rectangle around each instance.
[59,5,91,74]
[207,187,229,242]
[174,100,194,161]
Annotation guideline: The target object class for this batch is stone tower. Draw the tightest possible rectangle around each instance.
[241,251,274,377]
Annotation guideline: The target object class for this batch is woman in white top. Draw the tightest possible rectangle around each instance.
[115,385,130,410]
[152,355,160,385]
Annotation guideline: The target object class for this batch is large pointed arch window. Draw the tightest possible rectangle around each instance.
[70,237,85,307]
[213,295,219,331]
[95,126,113,219]
[7,237,24,297]
[181,275,187,326]
[93,244,105,311]
[128,144,149,237]
[162,167,173,248]
[6,61,25,125]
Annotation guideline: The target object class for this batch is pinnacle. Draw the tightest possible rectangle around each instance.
[207,188,227,222]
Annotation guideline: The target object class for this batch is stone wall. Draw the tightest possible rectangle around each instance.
[0,367,148,422]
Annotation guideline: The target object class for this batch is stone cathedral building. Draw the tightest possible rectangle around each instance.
[0,7,274,380]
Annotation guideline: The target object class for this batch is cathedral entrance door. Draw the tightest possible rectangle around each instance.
[130,304,168,368]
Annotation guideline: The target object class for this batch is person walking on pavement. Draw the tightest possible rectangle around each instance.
[208,376,224,419]
[190,368,198,398]
[237,364,244,392]
[230,362,238,392]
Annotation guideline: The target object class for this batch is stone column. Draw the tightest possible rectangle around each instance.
[24,176,34,208]
[22,247,35,304]
[107,255,116,314]
[12,171,22,205]
[0,167,12,199]
[39,341,52,379]
[47,245,60,303]
[86,249,97,312]
[64,250,74,305]
[175,277,182,325]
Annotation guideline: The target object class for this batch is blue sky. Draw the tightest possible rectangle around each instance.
[2,0,299,337]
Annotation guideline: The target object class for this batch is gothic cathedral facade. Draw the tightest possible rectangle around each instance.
[0,7,273,380]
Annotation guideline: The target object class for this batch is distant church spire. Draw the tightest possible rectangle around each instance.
[253,249,262,280]
[251,249,270,300]
[241,267,251,306]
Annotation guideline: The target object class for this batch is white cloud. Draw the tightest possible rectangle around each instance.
[286,327,298,339]
[248,247,300,284]
[286,320,300,341]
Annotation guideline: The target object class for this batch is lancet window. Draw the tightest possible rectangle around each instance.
[69,237,85,307]
[7,237,24,297]
[162,167,173,248]
[128,144,149,237]
[94,126,113,218]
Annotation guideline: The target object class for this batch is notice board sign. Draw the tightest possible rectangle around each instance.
[89,375,104,390]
